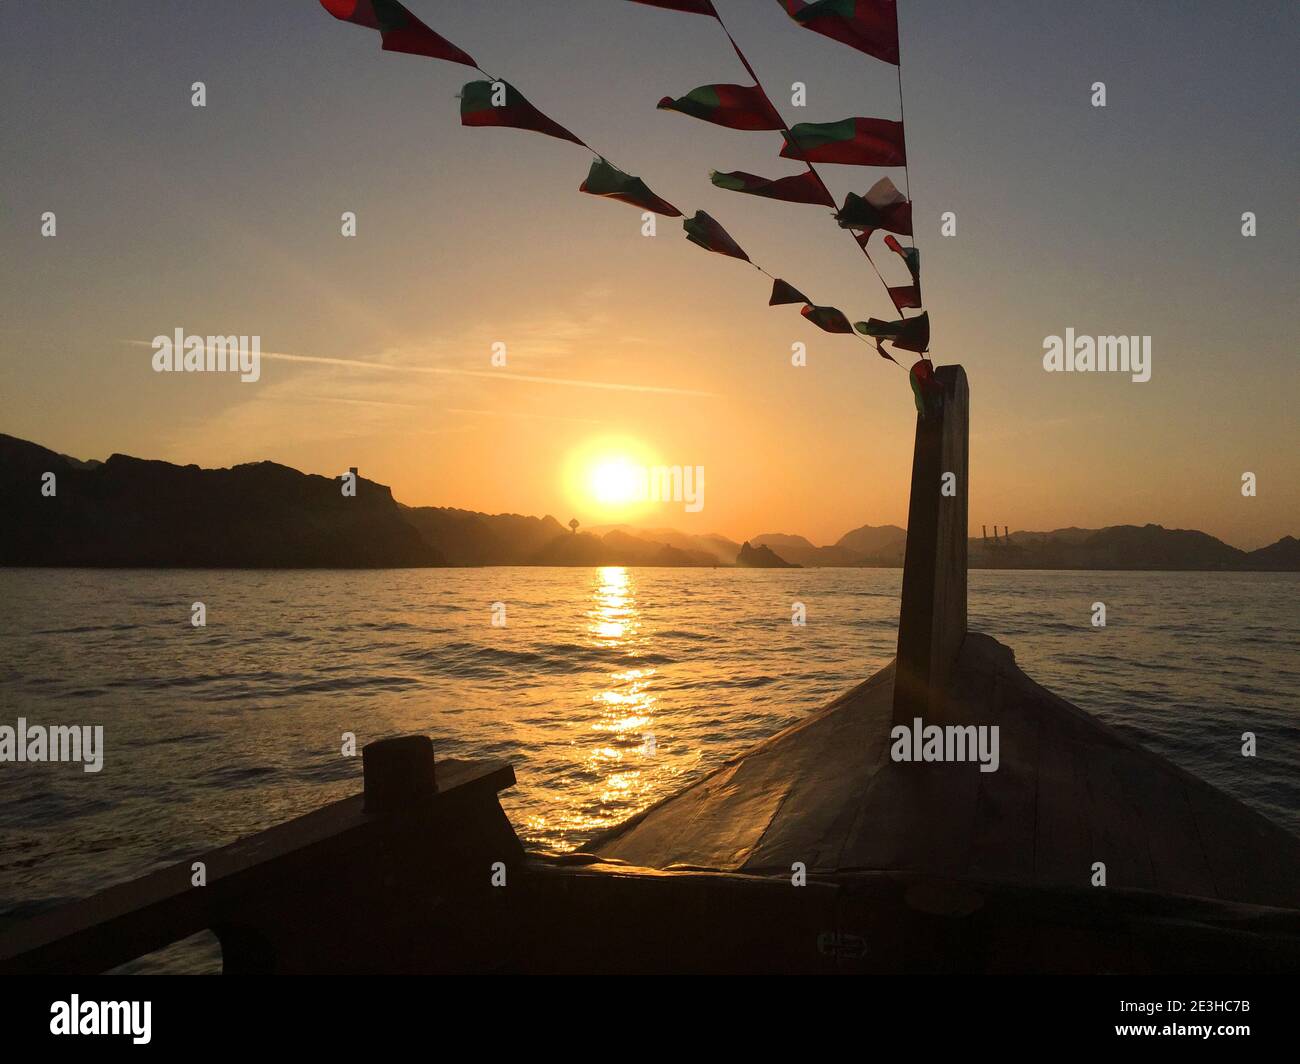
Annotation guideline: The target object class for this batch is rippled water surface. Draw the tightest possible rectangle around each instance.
[1,567,1297,971]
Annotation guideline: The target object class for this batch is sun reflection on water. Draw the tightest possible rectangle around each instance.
[587,565,637,642]
[559,567,659,842]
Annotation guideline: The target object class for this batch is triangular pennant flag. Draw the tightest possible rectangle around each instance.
[769,279,810,306]
[626,0,719,14]
[658,84,784,131]
[320,0,478,67]
[836,194,909,235]
[883,231,921,308]
[801,304,855,334]
[888,285,922,311]
[777,0,900,66]
[874,339,900,365]
[683,211,749,261]
[854,311,929,352]
[460,81,586,147]
[710,169,835,207]
[835,176,912,234]
[580,158,682,217]
[884,233,920,285]
[866,175,908,209]
[780,117,905,166]
[909,356,943,416]
[854,317,903,339]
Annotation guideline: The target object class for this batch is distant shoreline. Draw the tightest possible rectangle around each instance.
[4,564,1299,574]
[4,434,1296,572]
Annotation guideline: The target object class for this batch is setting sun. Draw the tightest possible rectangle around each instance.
[563,435,660,521]
[590,458,642,505]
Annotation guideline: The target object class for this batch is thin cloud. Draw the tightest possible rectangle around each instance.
[290,394,423,409]
[124,341,716,398]
[446,407,608,425]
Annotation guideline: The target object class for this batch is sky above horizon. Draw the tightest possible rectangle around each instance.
[2,1,1296,549]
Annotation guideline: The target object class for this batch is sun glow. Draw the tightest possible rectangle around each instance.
[563,435,659,520]
[590,458,642,506]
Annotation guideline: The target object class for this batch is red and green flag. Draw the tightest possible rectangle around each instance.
[460,80,586,147]
[909,357,943,415]
[658,84,784,131]
[884,233,919,279]
[710,169,835,206]
[882,232,921,310]
[319,0,478,67]
[835,176,912,236]
[769,279,810,305]
[626,0,719,14]
[801,304,855,334]
[580,158,681,217]
[683,211,749,261]
[855,317,902,340]
[780,117,906,166]
[776,0,899,65]
[854,311,929,352]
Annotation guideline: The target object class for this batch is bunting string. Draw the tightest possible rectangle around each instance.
[320,0,912,369]
[706,10,899,311]
[895,49,912,243]
[651,0,928,358]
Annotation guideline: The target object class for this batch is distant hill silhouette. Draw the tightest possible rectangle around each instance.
[1240,535,1300,571]
[836,523,909,563]
[1,434,1295,570]
[586,524,740,565]
[968,524,1295,571]
[531,529,716,567]
[401,506,566,566]
[754,524,906,566]
[737,541,797,568]
[0,434,439,568]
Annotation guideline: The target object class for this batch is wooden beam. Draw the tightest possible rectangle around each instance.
[893,364,969,724]
[0,752,519,974]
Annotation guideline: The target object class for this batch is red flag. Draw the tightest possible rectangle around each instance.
[710,169,835,207]
[801,304,855,334]
[777,0,899,66]
[683,212,749,261]
[460,80,586,147]
[888,285,921,311]
[320,0,478,67]
[626,0,719,14]
[780,117,906,166]
[770,279,810,306]
[658,84,784,131]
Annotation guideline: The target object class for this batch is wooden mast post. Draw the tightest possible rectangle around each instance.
[892,364,969,724]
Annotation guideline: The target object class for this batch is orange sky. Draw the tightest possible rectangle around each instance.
[2,1,1296,549]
